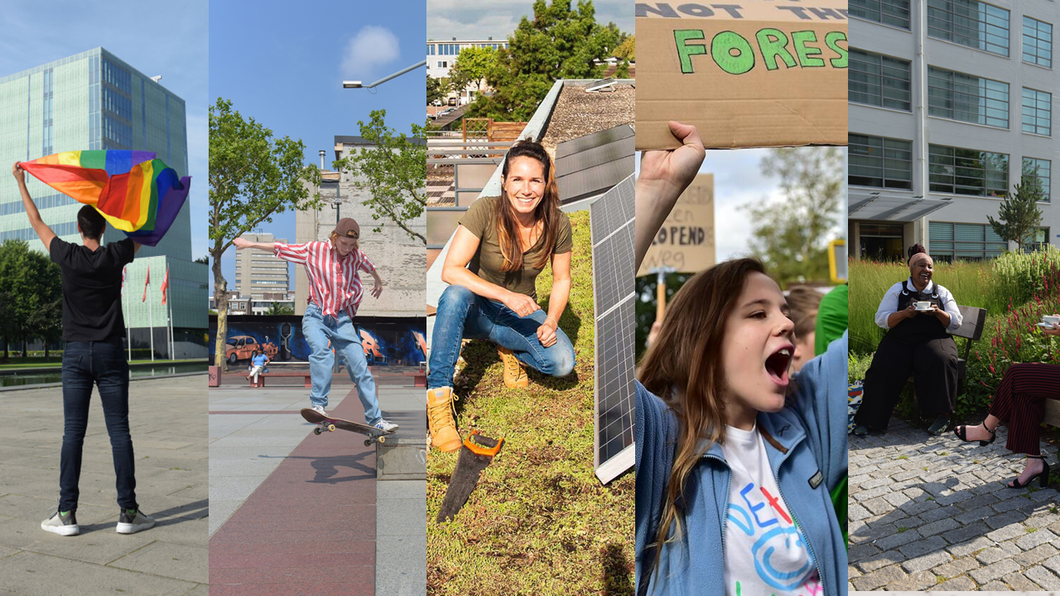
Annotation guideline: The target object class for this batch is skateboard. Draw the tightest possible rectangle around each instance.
[300,408,393,446]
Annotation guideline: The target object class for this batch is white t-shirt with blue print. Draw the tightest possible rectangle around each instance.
[722,424,820,596]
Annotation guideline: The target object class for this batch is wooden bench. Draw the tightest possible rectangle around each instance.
[908,304,986,418]
[1046,397,1060,427]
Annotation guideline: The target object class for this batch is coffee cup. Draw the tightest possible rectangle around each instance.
[916,301,931,310]
[1044,315,1060,327]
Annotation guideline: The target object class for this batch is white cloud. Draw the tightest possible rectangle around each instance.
[340,26,400,79]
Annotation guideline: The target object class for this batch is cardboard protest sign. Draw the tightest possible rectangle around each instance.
[638,174,714,276]
[635,0,848,150]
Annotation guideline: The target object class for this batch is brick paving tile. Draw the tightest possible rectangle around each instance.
[1013,543,1059,567]
[1015,528,1057,550]
[898,535,947,559]
[928,576,977,591]
[987,522,1030,543]
[931,555,979,578]
[900,550,951,574]
[1003,571,1045,591]
[941,521,990,545]
[885,570,937,591]
[852,565,907,591]
[918,517,961,537]
[1026,565,1060,590]
[969,559,1021,584]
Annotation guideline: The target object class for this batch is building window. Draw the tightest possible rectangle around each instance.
[928,144,1009,197]
[927,0,1009,56]
[850,0,911,29]
[1022,157,1051,202]
[1022,87,1052,135]
[927,66,1008,128]
[1024,228,1050,252]
[850,134,913,189]
[850,49,912,111]
[929,222,1007,261]
[1023,16,1053,67]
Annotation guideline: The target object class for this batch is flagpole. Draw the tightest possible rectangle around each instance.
[148,274,155,362]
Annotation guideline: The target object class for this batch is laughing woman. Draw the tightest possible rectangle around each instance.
[853,245,963,436]
[427,140,576,452]
[634,123,847,596]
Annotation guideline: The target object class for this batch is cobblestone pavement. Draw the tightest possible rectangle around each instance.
[849,417,1060,592]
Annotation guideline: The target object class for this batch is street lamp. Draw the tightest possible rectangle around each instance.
[342,60,426,90]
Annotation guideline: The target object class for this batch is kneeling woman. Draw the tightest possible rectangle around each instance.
[955,322,1060,488]
[635,122,846,596]
[427,140,576,452]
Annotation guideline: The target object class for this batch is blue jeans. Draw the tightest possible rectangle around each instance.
[302,302,382,425]
[60,338,137,512]
[428,284,576,388]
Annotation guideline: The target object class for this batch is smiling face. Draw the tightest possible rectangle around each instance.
[720,272,795,429]
[909,254,934,290]
[502,156,546,218]
[332,234,358,257]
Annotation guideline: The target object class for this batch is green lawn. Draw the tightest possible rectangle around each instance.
[426,210,634,595]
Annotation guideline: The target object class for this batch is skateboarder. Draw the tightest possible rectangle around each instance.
[12,164,156,537]
[232,219,398,432]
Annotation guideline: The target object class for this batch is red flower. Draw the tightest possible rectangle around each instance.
[989,365,996,374]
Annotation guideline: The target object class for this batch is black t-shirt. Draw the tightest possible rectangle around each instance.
[49,237,135,342]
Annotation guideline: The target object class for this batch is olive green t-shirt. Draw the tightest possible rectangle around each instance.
[459,196,573,298]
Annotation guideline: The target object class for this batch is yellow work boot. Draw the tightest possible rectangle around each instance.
[498,346,529,389]
[427,387,462,452]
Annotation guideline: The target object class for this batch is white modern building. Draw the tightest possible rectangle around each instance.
[426,38,508,80]
[849,0,1060,262]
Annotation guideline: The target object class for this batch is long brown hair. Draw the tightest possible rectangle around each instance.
[496,140,562,271]
[637,258,767,581]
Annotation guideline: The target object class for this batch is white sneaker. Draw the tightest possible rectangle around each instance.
[41,510,79,536]
[374,419,399,433]
[311,405,326,416]
[116,509,155,534]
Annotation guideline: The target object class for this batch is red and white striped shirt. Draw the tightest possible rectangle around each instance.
[274,241,376,318]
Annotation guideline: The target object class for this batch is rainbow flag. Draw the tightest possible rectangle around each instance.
[19,150,190,246]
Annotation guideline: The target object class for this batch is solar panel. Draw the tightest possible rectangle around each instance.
[556,125,635,205]
[590,174,636,484]
[586,77,616,92]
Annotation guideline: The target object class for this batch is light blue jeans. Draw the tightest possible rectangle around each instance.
[302,302,381,425]
[428,284,576,389]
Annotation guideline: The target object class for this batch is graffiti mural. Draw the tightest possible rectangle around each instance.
[209,315,426,366]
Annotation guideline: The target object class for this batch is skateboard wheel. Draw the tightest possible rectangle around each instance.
[378,436,386,444]
[364,439,371,447]
[314,428,322,435]
[327,424,336,432]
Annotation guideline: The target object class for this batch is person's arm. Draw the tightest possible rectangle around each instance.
[358,251,383,298]
[537,250,571,348]
[441,225,540,317]
[634,121,705,273]
[12,163,56,252]
[1044,315,1060,337]
[875,283,910,329]
[233,236,310,265]
[936,287,962,331]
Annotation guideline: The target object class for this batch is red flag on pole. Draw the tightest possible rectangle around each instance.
[161,266,170,305]
[142,265,150,302]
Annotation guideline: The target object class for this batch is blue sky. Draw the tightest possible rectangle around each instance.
[427,0,633,39]
[0,0,209,260]
[210,1,427,291]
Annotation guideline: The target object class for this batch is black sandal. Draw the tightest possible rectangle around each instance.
[1007,456,1051,489]
[954,421,996,446]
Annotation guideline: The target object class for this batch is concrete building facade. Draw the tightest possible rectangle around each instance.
[426,38,508,80]
[849,0,1060,262]
[294,136,425,318]
[234,232,290,302]
[0,48,207,355]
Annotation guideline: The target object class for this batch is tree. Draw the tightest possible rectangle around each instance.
[614,34,635,61]
[265,302,294,316]
[448,46,497,98]
[194,255,209,265]
[467,0,625,121]
[209,98,321,370]
[743,148,844,287]
[334,109,426,244]
[987,177,1045,252]
[427,75,444,105]
[0,240,61,361]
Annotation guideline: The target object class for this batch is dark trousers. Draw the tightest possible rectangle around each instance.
[855,334,958,430]
[989,363,1060,456]
[59,339,137,512]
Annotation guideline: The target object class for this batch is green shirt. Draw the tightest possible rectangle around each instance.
[459,196,573,299]
[816,284,848,355]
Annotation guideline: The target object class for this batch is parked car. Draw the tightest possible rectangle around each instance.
[225,335,278,365]
[431,99,443,107]
[447,97,457,106]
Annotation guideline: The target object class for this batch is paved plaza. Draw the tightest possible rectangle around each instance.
[208,371,425,596]
[850,417,1060,591]
[0,375,208,596]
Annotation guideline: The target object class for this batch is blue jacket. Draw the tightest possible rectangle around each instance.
[635,332,848,596]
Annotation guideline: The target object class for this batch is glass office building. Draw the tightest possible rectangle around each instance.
[0,48,206,355]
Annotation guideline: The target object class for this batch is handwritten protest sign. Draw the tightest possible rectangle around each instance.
[638,174,715,276]
[636,0,848,150]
